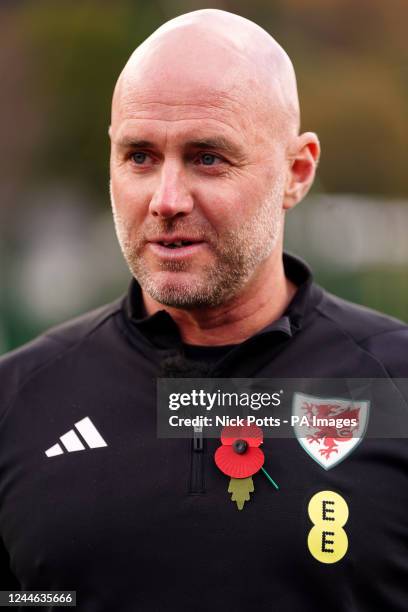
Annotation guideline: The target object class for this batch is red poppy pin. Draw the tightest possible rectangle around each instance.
[214,421,279,510]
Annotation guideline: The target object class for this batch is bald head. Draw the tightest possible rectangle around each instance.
[111,9,300,137]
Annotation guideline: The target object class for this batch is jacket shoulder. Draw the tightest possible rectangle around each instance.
[0,298,123,414]
[316,289,408,376]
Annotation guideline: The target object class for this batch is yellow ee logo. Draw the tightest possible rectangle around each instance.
[307,490,349,564]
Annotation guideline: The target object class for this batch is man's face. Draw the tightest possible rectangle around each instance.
[110,72,289,309]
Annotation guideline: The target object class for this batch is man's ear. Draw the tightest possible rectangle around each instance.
[283,132,320,210]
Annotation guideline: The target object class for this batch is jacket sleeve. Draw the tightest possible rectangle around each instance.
[361,328,408,378]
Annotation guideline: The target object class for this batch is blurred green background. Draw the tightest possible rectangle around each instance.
[1,0,407,353]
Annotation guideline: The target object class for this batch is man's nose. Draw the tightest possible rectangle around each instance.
[149,163,194,218]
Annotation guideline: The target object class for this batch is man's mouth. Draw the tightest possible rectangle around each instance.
[158,240,196,249]
[147,237,207,259]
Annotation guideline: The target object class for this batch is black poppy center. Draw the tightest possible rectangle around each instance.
[233,439,248,455]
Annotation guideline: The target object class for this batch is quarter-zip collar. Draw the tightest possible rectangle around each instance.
[122,252,322,355]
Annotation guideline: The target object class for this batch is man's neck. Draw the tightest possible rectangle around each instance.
[142,253,297,346]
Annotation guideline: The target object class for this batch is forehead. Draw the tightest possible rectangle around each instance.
[111,73,268,146]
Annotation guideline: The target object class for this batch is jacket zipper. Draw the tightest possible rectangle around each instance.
[189,426,205,494]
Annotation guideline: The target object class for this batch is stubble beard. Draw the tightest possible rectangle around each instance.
[110,179,284,309]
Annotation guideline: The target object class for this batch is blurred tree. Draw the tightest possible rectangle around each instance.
[299,59,407,196]
[18,1,165,199]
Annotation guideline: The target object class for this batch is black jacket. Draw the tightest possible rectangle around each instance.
[1,254,408,611]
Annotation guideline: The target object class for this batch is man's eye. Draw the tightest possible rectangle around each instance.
[198,153,221,166]
[131,152,149,164]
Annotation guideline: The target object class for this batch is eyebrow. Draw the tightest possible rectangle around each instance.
[115,136,243,158]
[184,137,242,157]
[116,138,153,148]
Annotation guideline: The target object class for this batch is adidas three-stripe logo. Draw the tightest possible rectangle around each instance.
[45,417,108,457]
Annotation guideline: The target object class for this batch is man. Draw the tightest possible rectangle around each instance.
[1,9,408,611]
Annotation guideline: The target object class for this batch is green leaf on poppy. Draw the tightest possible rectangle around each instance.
[228,477,254,510]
